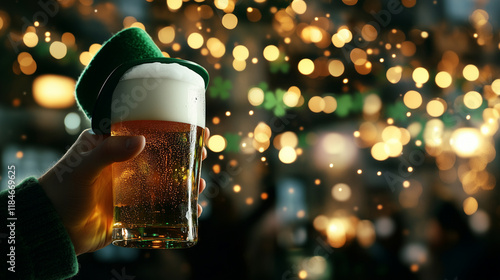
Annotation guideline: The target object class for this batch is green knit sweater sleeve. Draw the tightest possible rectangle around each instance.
[1,177,79,279]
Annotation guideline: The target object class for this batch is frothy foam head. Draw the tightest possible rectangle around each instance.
[120,62,205,88]
[111,62,206,127]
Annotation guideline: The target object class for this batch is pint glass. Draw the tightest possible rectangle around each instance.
[110,61,206,249]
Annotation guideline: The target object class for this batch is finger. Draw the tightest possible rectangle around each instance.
[204,127,210,143]
[202,127,210,160]
[197,204,203,217]
[70,131,145,184]
[202,147,207,161]
[199,178,206,194]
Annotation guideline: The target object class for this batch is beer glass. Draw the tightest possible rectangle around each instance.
[110,61,207,249]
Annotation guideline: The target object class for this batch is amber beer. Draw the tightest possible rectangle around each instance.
[110,62,206,249]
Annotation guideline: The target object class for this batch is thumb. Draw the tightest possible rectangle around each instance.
[72,132,146,184]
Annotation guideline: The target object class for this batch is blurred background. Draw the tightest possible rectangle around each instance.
[1,0,500,279]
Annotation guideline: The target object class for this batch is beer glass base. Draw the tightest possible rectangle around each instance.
[112,227,197,249]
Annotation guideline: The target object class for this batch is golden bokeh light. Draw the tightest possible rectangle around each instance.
[463,64,480,81]
[386,66,402,84]
[208,135,227,152]
[382,126,401,142]
[402,0,416,7]
[167,0,183,11]
[233,45,249,60]
[158,26,176,44]
[187,32,204,49]
[361,24,378,41]
[342,0,358,6]
[130,22,145,30]
[280,131,298,148]
[328,59,344,77]
[291,0,307,14]
[435,71,453,88]
[412,67,429,84]
[308,96,325,113]
[491,79,500,95]
[18,52,33,67]
[408,123,423,138]
[79,51,93,66]
[404,90,423,109]
[49,41,67,59]
[214,0,229,10]
[254,122,272,143]
[350,48,367,65]
[450,128,482,158]
[323,96,337,113]
[400,128,411,145]
[463,91,483,109]
[248,87,265,106]
[20,60,37,75]
[463,197,478,215]
[327,219,347,248]
[32,74,76,108]
[298,58,314,75]
[232,59,246,71]
[263,45,279,61]
[424,119,444,148]
[331,34,345,48]
[363,94,382,115]
[332,183,351,201]
[313,215,329,231]
[401,41,416,57]
[371,142,389,161]
[359,122,378,145]
[89,43,101,55]
[222,13,238,29]
[23,32,38,48]
[247,7,262,22]
[283,86,301,107]
[279,146,297,164]
[61,32,75,47]
[385,139,403,157]
[426,98,446,117]
[123,16,137,28]
[207,37,226,58]
[337,28,352,43]
[301,26,324,43]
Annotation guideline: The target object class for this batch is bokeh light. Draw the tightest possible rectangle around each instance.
[404,90,422,109]
[331,183,351,201]
[32,74,76,108]
[208,135,227,152]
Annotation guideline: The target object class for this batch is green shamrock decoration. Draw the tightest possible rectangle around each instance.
[209,76,232,100]
[335,94,353,117]
[224,132,242,153]
[351,92,365,113]
[269,53,290,74]
[330,92,365,117]
[263,88,287,117]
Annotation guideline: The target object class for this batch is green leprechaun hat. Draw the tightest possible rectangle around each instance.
[74,27,209,134]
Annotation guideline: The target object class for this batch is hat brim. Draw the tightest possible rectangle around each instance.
[91,57,209,134]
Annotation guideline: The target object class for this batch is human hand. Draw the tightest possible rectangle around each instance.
[38,128,210,255]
